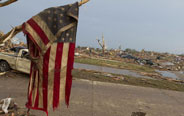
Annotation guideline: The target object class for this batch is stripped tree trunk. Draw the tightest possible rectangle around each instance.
[97,34,106,55]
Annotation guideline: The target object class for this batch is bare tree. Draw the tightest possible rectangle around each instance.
[97,34,106,55]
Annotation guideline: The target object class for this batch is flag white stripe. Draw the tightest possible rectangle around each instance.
[47,43,57,110]
[59,43,69,103]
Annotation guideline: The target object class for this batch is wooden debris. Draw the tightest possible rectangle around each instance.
[0,31,4,37]
[0,72,6,76]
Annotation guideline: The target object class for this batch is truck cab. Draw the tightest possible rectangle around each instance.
[16,49,30,74]
[0,49,31,74]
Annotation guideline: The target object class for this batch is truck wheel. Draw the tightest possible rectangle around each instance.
[0,61,10,72]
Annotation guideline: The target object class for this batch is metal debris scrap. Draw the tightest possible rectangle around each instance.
[0,98,17,114]
[0,98,28,116]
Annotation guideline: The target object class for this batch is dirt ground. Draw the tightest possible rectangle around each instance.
[0,71,184,116]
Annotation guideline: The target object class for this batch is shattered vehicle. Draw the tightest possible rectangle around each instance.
[0,49,30,74]
[136,59,154,66]
[10,46,26,53]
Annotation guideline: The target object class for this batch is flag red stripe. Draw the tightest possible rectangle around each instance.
[27,19,50,45]
[29,68,37,106]
[22,23,41,52]
[26,40,39,108]
[42,47,51,110]
[65,43,75,106]
[27,40,34,104]
[27,62,33,107]
[53,43,64,109]
[34,71,40,108]
[30,43,40,107]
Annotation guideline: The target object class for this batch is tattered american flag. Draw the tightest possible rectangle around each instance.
[22,2,79,115]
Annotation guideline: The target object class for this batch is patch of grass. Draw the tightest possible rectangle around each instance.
[73,69,184,92]
[75,57,155,73]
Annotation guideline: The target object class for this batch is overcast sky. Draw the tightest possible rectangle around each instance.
[1,0,184,54]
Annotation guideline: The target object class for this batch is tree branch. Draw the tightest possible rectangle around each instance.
[79,0,89,6]
[0,25,22,44]
[0,0,18,7]
[0,0,89,44]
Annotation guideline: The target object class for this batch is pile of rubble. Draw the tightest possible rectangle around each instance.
[0,31,4,37]
[75,46,184,71]
[0,31,26,53]
[0,40,26,53]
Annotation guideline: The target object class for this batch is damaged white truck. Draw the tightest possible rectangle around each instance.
[0,48,79,74]
[0,49,30,74]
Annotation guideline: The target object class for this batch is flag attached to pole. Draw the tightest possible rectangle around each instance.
[22,2,79,115]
